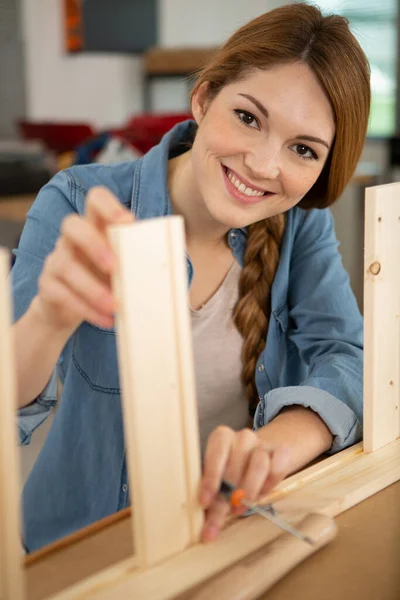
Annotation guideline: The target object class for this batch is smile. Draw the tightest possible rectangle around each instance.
[226,168,265,197]
[222,166,274,206]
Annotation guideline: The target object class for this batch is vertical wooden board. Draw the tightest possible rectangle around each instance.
[364,183,400,452]
[109,216,202,568]
[166,218,203,543]
[0,248,25,600]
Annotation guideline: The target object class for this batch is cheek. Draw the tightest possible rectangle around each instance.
[198,117,244,161]
[284,167,323,202]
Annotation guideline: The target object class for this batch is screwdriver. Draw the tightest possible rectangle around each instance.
[219,480,315,545]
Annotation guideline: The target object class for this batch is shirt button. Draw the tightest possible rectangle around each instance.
[122,484,128,493]
[257,364,264,372]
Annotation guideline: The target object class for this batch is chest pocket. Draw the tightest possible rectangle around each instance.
[72,323,121,394]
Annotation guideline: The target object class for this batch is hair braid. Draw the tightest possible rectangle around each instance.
[233,214,286,416]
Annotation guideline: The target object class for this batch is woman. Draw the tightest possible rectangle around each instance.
[13,2,370,551]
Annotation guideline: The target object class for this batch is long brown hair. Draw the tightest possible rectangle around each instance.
[190,3,371,415]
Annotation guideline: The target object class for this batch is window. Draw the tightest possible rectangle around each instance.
[304,0,398,137]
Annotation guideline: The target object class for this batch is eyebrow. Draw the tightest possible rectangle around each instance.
[238,93,330,150]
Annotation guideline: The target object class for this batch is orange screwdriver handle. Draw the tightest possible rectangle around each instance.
[219,480,246,510]
[230,488,246,509]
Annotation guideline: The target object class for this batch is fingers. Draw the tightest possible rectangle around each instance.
[85,186,134,232]
[38,275,114,330]
[200,426,235,508]
[240,444,273,502]
[224,428,259,488]
[200,426,291,543]
[61,216,115,275]
[259,446,291,497]
[37,186,134,332]
[202,498,231,542]
[41,239,116,328]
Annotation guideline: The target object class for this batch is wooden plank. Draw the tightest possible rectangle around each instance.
[0,247,25,600]
[261,442,363,505]
[143,47,217,75]
[108,216,203,568]
[45,438,400,600]
[364,182,400,452]
[181,514,337,600]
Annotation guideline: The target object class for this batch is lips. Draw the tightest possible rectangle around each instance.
[224,166,267,195]
[222,165,275,206]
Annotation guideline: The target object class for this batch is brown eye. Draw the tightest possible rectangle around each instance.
[297,144,309,155]
[235,110,259,129]
[290,143,317,161]
[242,112,255,125]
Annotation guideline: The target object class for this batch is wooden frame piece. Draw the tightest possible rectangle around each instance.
[0,248,25,600]
[363,182,400,451]
[1,183,400,599]
[108,216,203,568]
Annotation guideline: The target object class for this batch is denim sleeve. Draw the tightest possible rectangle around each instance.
[256,208,363,454]
[11,171,76,445]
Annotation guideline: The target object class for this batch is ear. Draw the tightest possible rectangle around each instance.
[191,81,210,125]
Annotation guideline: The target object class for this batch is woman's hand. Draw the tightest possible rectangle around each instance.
[199,425,291,542]
[34,186,134,333]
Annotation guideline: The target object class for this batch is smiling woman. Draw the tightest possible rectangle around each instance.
[11,2,371,552]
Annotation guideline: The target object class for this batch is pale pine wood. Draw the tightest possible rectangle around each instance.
[24,446,358,598]
[364,182,400,452]
[181,514,337,600]
[165,218,204,543]
[0,248,25,600]
[44,437,400,600]
[260,442,363,505]
[108,216,203,569]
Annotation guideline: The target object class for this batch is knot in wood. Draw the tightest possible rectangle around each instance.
[369,261,381,276]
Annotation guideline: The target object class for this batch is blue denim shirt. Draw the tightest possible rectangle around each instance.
[12,120,363,552]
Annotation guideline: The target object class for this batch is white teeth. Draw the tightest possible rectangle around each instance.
[226,169,264,197]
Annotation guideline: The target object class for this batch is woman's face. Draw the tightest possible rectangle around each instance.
[190,62,336,230]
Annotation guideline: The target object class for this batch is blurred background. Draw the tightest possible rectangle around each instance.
[0,0,397,480]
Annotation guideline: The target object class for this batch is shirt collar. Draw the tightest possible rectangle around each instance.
[130,118,248,258]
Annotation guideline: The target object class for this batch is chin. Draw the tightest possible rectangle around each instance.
[207,203,258,230]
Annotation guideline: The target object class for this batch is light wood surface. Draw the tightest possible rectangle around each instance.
[0,248,25,600]
[363,182,400,452]
[108,216,203,568]
[180,514,337,600]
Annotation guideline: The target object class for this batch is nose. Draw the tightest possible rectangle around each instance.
[244,142,281,181]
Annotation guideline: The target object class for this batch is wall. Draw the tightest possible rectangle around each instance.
[20,0,142,129]
[159,0,268,46]
[20,0,271,121]
[0,0,26,138]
